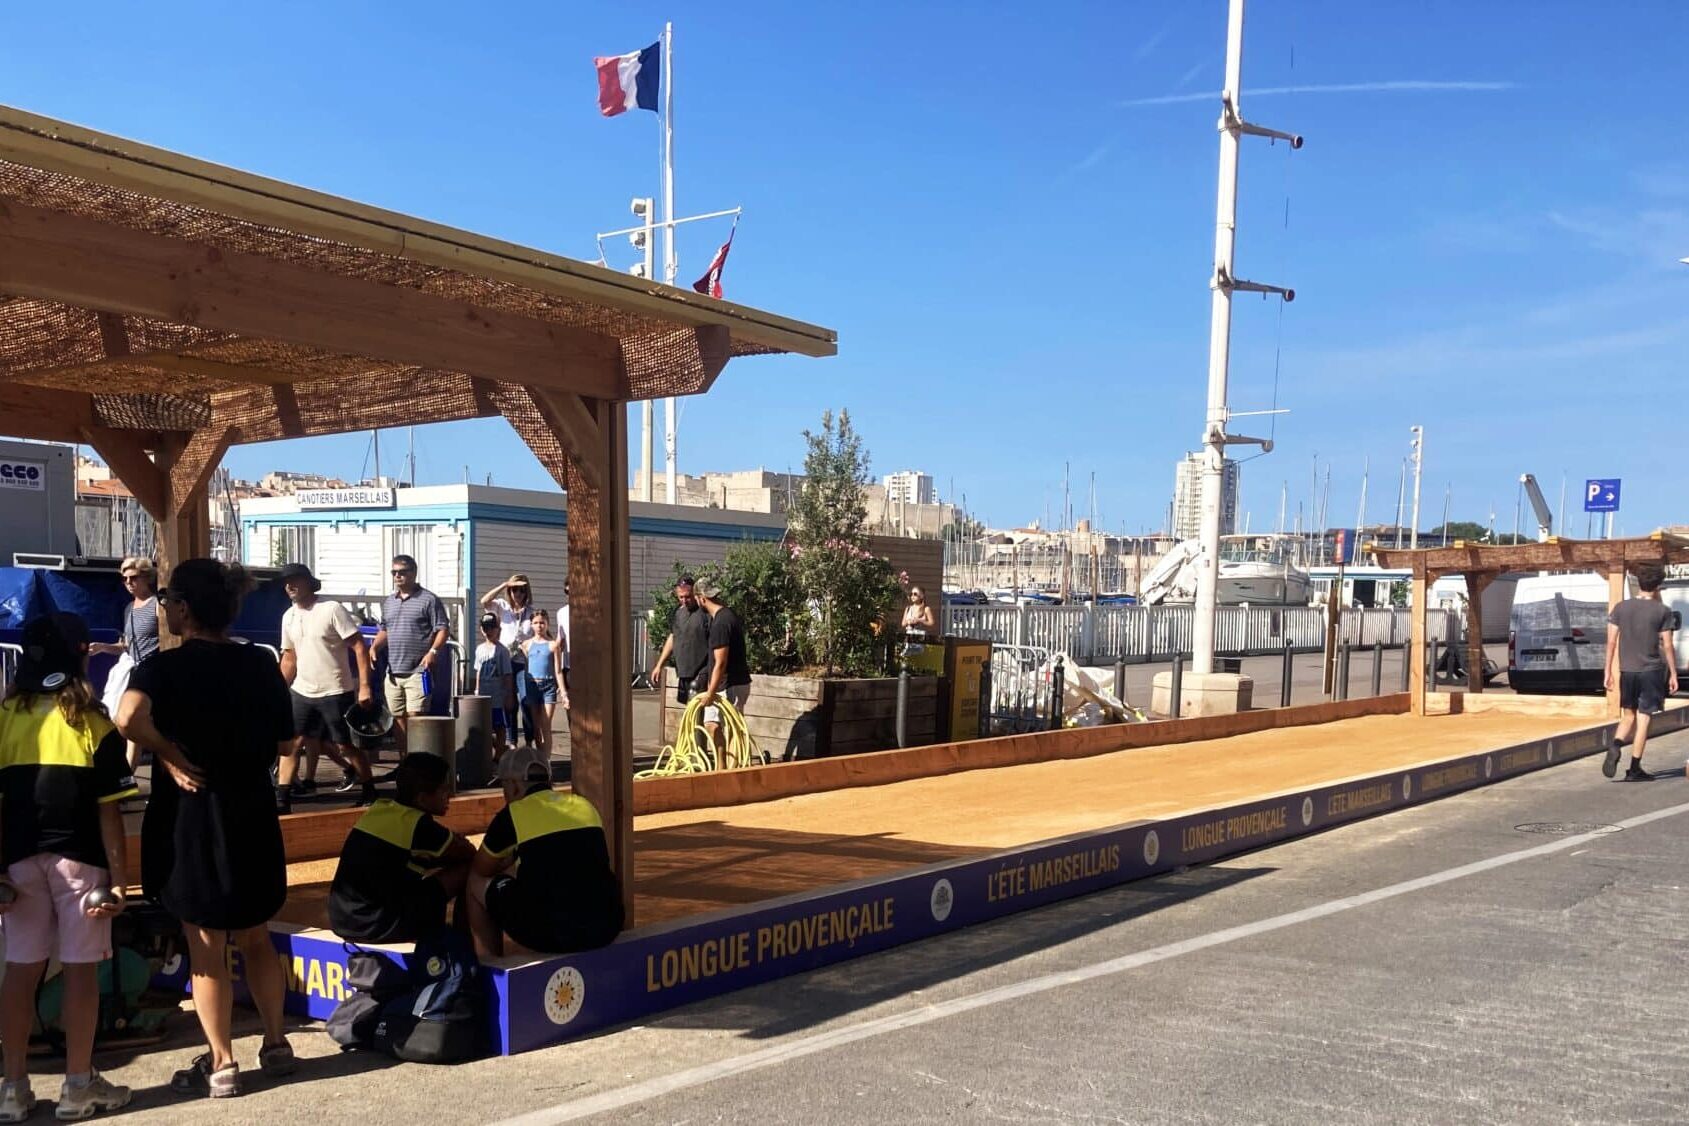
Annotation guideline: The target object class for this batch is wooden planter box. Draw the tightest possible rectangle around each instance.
[662,673,939,761]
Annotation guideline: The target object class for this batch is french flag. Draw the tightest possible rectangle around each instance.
[595,42,661,117]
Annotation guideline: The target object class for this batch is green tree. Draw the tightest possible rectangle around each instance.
[788,410,900,676]
[645,544,803,676]
[1427,521,1491,543]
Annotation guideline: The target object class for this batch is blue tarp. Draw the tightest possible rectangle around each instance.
[0,567,293,694]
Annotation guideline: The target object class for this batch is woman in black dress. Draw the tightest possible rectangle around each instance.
[116,559,295,1099]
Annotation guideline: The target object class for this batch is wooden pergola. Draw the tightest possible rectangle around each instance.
[1372,533,1689,716]
[0,106,836,921]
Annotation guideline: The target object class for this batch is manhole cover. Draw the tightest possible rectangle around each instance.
[1514,822,1623,836]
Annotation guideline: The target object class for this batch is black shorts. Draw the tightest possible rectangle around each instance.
[1619,669,1669,716]
[485,875,618,954]
[332,878,449,945]
[673,672,709,704]
[291,690,355,746]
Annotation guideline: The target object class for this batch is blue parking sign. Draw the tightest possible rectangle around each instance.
[1584,479,1621,513]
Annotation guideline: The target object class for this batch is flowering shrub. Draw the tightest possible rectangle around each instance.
[646,543,802,675]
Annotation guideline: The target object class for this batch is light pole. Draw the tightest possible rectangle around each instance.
[629,197,655,502]
[1408,425,1424,551]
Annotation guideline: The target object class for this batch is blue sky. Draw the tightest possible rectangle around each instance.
[4,1,1686,536]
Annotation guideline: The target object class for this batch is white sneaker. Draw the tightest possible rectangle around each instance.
[53,1071,129,1121]
[0,1079,34,1124]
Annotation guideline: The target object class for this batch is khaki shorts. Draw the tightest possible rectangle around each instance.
[383,669,428,717]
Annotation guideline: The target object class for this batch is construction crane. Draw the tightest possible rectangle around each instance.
[1520,474,1554,542]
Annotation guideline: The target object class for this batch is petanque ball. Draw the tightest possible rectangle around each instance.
[82,887,118,912]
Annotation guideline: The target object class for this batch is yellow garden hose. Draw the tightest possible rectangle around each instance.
[636,693,768,778]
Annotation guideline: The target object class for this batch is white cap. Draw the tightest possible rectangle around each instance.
[496,745,551,784]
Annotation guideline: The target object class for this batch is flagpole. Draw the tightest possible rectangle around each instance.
[661,20,679,505]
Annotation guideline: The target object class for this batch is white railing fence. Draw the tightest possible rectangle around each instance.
[944,603,1452,665]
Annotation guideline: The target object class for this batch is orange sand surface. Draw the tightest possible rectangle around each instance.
[282,710,1583,931]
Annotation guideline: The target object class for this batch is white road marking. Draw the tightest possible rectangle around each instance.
[492,798,1689,1126]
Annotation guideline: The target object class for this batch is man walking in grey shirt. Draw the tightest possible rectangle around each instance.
[1603,564,1678,781]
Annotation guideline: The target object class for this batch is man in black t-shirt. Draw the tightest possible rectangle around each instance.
[329,754,473,943]
[694,580,752,757]
[1603,564,1679,781]
[465,747,621,958]
[647,576,713,701]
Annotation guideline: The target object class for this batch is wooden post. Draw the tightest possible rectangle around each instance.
[155,427,236,644]
[1464,572,1492,694]
[1409,572,1428,715]
[494,385,635,924]
[1607,567,1626,717]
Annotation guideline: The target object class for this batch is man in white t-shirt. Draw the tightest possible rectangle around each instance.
[277,563,377,813]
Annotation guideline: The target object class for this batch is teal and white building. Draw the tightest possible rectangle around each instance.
[239,484,784,643]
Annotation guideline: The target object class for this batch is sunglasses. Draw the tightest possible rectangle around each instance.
[391,569,415,577]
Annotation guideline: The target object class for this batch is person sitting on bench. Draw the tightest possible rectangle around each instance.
[329,754,473,943]
[466,746,623,958]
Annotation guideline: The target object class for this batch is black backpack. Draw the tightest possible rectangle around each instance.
[327,932,485,1063]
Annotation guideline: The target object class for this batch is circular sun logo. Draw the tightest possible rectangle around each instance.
[1142,830,1161,867]
[930,878,954,922]
[1301,796,1314,827]
[542,966,586,1026]
[1402,775,1413,801]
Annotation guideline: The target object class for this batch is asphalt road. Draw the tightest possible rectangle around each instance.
[82,724,1689,1125]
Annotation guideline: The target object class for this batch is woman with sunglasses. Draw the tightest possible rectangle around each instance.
[116,559,294,1099]
[481,574,538,747]
[900,584,938,637]
[90,558,160,769]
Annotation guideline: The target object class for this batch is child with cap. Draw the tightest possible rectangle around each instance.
[465,746,623,959]
[473,613,515,761]
[0,614,137,1121]
[328,753,475,943]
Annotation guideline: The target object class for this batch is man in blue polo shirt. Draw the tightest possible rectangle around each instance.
[371,555,450,752]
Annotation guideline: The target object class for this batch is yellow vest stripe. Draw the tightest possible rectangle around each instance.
[0,699,115,771]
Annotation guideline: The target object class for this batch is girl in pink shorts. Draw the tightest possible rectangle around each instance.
[0,613,136,1121]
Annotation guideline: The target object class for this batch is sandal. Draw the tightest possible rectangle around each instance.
[171,1053,242,1099]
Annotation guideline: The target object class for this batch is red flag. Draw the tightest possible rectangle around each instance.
[692,221,737,298]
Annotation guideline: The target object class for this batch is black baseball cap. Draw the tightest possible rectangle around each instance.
[16,613,89,692]
[278,562,322,592]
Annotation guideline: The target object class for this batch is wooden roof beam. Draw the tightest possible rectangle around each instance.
[0,381,95,442]
[0,198,629,398]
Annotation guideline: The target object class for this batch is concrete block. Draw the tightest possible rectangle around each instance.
[1151,671,1253,718]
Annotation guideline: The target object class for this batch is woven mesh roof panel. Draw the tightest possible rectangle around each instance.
[0,157,781,436]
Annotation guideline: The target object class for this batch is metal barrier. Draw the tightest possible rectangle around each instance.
[631,613,653,680]
[986,644,1053,736]
[0,643,19,696]
[946,603,1443,665]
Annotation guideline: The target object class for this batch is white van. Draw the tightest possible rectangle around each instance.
[1658,580,1689,673]
[1508,573,1612,694]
